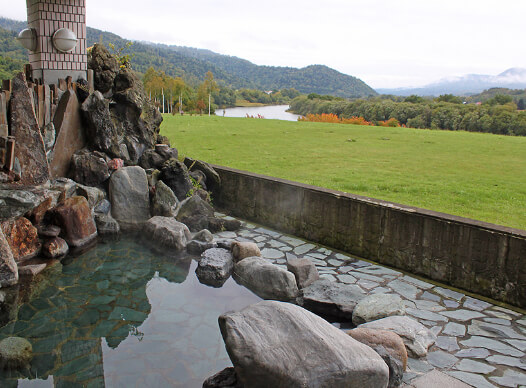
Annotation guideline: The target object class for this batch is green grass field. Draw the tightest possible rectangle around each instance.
[160,115,526,230]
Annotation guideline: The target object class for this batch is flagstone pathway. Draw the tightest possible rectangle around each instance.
[216,214,526,388]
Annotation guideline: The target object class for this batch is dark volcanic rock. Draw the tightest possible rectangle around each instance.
[9,73,50,185]
[203,367,242,388]
[88,43,119,95]
[374,346,403,388]
[156,134,171,146]
[155,144,178,160]
[160,158,193,201]
[189,170,207,191]
[49,196,97,247]
[1,217,40,262]
[111,68,163,163]
[70,149,110,187]
[75,78,90,103]
[138,149,165,170]
[176,195,214,232]
[184,157,221,191]
[80,91,123,158]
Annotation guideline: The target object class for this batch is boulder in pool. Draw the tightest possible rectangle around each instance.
[0,337,33,369]
[301,279,366,320]
[109,166,150,230]
[233,257,299,302]
[48,196,97,247]
[219,300,389,388]
[196,248,233,287]
[144,216,191,251]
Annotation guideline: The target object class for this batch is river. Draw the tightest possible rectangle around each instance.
[221,105,302,121]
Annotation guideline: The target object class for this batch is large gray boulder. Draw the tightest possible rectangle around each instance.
[176,194,214,232]
[109,166,150,229]
[144,216,191,251]
[352,294,406,325]
[286,258,319,289]
[301,279,366,320]
[69,149,110,187]
[0,228,18,288]
[196,248,233,287]
[233,257,299,302]
[151,180,179,217]
[219,300,389,388]
[359,316,437,358]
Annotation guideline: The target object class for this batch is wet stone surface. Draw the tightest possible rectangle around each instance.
[0,214,525,387]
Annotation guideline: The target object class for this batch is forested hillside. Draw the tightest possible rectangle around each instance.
[0,17,376,97]
[0,24,26,80]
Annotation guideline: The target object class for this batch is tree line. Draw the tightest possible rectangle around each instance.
[290,94,526,136]
[143,67,301,115]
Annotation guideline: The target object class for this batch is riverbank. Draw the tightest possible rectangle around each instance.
[221,105,302,121]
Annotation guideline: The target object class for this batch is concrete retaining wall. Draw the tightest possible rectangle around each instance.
[213,165,526,308]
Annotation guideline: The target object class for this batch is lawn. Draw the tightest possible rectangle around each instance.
[160,115,526,230]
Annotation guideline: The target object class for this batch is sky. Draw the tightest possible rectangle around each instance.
[1,0,525,88]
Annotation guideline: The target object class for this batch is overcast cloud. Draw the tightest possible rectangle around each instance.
[1,0,525,88]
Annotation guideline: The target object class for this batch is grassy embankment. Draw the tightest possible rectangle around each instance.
[234,99,267,107]
[161,115,526,230]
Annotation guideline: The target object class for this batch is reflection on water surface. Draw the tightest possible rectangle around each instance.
[0,238,260,387]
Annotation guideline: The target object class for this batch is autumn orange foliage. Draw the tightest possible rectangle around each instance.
[377,118,401,127]
[298,113,373,126]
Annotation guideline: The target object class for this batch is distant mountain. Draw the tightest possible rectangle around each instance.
[0,17,376,97]
[377,68,526,96]
[464,87,526,104]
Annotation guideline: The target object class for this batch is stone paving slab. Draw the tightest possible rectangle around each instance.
[215,214,526,387]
